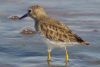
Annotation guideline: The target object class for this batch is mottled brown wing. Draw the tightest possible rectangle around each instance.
[38,18,89,45]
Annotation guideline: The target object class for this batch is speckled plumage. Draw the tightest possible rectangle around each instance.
[28,5,89,47]
[15,5,90,62]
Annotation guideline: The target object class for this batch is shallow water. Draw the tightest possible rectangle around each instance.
[0,0,100,67]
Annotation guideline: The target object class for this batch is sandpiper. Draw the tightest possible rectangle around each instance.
[12,5,89,63]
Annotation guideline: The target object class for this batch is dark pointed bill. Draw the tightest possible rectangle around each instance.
[19,13,28,20]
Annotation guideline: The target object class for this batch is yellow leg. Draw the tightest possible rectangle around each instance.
[65,49,69,63]
[47,48,51,61]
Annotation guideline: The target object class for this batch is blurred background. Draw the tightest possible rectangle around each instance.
[0,0,100,67]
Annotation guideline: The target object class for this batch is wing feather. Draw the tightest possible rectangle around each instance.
[38,18,87,44]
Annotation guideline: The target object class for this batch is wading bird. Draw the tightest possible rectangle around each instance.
[11,5,89,63]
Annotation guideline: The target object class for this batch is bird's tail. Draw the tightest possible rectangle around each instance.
[74,34,90,45]
[81,41,90,45]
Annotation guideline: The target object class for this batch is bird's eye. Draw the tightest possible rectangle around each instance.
[28,9,32,13]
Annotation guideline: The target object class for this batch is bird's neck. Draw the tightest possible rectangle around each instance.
[34,20,39,31]
[34,15,48,31]
[35,15,48,21]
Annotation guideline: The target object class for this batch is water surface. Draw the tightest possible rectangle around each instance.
[0,0,100,67]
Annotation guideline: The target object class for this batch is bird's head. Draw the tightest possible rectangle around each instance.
[19,5,47,20]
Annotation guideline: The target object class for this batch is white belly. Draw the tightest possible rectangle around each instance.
[42,36,79,48]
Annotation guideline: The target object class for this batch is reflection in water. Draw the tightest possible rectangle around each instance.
[47,61,51,67]
[47,61,68,67]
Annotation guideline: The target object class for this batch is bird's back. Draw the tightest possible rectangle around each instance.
[37,17,89,45]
